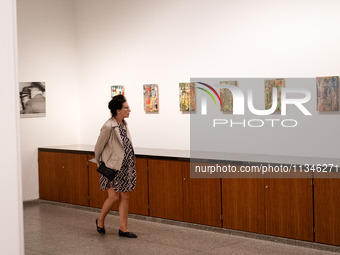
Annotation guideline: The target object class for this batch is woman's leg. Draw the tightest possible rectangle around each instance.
[118,192,130,231]
[98,187,119,227]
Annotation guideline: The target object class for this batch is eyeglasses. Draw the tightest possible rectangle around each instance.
[122,106,131,110]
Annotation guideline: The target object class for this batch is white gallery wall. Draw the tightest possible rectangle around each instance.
[75,0,340,151]
[17,0,81,200]
[17,0,340,200]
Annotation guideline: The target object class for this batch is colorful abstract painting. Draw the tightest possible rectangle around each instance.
[179,82,196,112]
[111,85,125,97]
[316,76,339,111]
[220,81,238,112]
[265,79,285,112]
[143,84,159,112]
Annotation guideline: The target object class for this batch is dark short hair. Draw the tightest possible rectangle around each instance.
[108,95,126,117]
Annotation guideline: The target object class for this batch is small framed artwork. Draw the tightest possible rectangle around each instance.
[19,82,46,118]
[111,85,125,97]
[220,81,238,112]
[264,79,285,112]
[316,76,339,111]
[143,84,159,112]
[179,82,196,112]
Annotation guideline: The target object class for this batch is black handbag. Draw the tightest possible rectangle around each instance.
[97,162,117,181]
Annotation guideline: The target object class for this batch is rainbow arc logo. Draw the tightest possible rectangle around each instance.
[196,82,222,107]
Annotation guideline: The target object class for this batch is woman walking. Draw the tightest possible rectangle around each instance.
[94,95,137,238]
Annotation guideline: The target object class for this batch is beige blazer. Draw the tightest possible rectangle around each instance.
[94,117,133,170]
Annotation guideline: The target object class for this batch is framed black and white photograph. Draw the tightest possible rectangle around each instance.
[19,82,46,118]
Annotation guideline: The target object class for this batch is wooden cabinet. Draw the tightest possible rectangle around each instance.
[183,162,222,227]
[39,151,148,215]
[148,159,221,226]
[148,159,184,221]
[265,178,313,241]
[222,165,313,241]
[38,151,89,206]
[222,176,265,234]
[314,178,340,246]
[38,148,339,246]
[128,157,149,215]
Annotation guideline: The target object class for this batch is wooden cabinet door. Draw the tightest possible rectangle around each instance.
[183,162,222,227]
[314,178,340,246]
[265,178,313,241]
[38,151,89,206]
[148,159,184,221]
[222,170,265,234]
[129,157,149,215]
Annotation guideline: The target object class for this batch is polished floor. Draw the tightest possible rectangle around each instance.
[24,202,339,255]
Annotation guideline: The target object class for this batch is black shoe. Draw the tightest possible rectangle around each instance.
[118,229,137,238]
[96,218,105,234]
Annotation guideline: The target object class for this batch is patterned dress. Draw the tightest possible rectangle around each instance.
[100,123,136,192]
